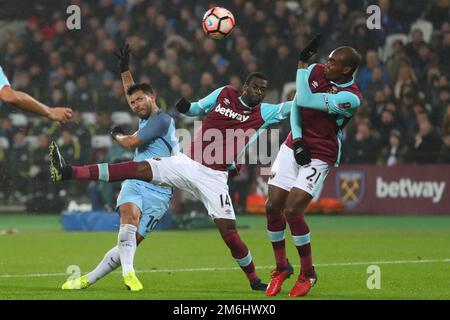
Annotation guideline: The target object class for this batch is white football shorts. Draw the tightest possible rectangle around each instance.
[268,143,330,197]
[146,152,235,220]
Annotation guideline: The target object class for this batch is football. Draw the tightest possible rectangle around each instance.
[202,7,235,39]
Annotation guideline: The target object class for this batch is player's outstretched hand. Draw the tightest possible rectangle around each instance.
[299,34,321,63]
[111,126,125,140]
[292,138,311,166]
[48,107,73,124]
[175,97,191,113]
[114,43,131,72]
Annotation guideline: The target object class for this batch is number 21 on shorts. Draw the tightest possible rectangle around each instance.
[306,166,322,184]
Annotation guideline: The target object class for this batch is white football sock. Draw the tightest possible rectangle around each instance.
[86,246,121,284]
[118,224,137,276]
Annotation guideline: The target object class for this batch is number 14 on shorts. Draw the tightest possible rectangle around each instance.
[219,194,231,207]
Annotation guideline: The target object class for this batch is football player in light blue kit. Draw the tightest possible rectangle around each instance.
[0,65,72,123]
[61,45,178,291]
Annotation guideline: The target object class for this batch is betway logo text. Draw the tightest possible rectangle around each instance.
[376,177,445,203]
[214,104,250,122]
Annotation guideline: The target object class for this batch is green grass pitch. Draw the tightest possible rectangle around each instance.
[0,214,449,300]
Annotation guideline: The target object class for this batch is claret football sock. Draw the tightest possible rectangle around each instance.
[71,162,140,182]
[222,230,258,283]
[286,214,314,277]
[267,214,288,271]
[71,164,98,180]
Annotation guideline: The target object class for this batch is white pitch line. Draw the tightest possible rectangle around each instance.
[0,258,449,279]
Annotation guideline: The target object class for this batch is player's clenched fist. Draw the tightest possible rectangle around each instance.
[110,126,125,140]
[292,138,311,166]
[299,34,321,63]
[48,107,73,124]
[114,43,131,73]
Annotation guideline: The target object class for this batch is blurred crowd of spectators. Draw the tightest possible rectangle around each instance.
[0,0,449,208]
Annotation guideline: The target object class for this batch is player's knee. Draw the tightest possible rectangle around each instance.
[285,192,312,217]
[137,161,153,182]
[265,199,284,216]
[284,205,300,217]
[221,229,242,251]
[216,219,236,236]
[120,209,139,226]
[122,215,139,226]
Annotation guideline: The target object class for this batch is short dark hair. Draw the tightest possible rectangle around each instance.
[126,83,154,96]
[244,72,268,85]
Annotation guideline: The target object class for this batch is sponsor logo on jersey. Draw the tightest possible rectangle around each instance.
[336,171,365,209]
[214,104,250,122]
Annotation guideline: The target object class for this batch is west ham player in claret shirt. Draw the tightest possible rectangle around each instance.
[265,36,363,298]
[49,72,293,291]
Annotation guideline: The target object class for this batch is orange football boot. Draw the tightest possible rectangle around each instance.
[289,269,317,298]
[265,260,294,297]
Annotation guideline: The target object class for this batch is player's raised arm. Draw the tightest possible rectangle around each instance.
[114,43,135,107]
[290,93,302,138]
[290,91,311,166]
[291,34,321,141]
[290,33,323,137]
[298,34,321,66]
[289,33,323,167]
[175,86,226,116]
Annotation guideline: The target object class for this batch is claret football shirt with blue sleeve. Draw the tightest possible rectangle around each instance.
[287,63,363,166]
[183,85,292,172]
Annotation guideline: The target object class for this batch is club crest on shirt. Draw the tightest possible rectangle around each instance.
[327,87,338,94]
